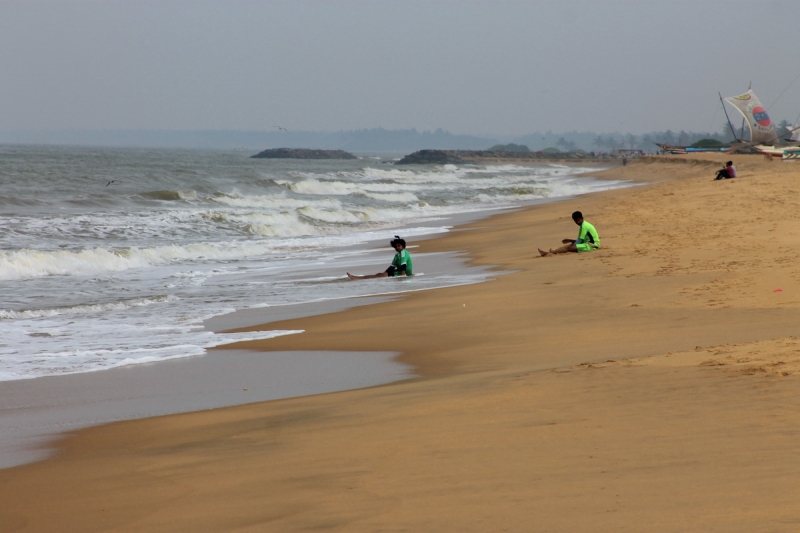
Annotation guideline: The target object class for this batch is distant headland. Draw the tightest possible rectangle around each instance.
[251,148,358,160]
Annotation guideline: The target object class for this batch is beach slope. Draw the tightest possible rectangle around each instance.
[3,155,800,532]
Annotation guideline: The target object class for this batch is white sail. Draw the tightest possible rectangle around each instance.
[791,126,800,142]
[724,89,776,144]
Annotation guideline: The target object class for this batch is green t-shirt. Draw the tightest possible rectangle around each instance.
[576,221,600,248]
[391,249,413,276]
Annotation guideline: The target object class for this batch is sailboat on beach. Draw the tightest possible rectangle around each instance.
[655,87,799,157]
[722,89,800,157]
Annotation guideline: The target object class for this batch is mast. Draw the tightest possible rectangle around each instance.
[719,92,739,142]
[739,81,751,141]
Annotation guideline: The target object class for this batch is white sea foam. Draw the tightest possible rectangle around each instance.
[362,191,419,202]
[298,206,371,224]
[0,247,156,280]
[0,242,264,281]
[0,328,304,381]
[0,222,457,282]
[0,295,178,320]
[280,178,361,195]
[231,211,320,237]
[212,192,343,210]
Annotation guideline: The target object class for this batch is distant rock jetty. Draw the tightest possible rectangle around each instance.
[395,150,468,165]
[251,148,358,160]
[395,149,602,165]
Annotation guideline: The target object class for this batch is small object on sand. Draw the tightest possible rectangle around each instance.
[243,388,249,391]
[774,288,783,292]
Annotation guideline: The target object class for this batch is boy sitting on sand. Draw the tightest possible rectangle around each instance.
[714,161,737,180]
[347,236,413,279]
[538,211,600,256]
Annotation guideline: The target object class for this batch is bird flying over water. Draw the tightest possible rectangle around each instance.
[106,180,118,187]
[274,126,288,131]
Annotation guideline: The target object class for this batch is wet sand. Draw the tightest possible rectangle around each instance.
[0,348,410,469]
[0,246,504,470]
[3,155,800,532]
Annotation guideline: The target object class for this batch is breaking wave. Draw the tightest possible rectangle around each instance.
[0,295,178,320]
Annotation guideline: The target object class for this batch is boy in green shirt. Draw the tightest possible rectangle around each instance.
[347,236,413,280]
[538,211,600,256]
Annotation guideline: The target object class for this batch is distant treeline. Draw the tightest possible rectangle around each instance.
[1,122,795,152]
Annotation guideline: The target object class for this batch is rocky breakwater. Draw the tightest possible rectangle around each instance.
[251,148,358,160]
[396,149,596,165]
[395,150,468,164]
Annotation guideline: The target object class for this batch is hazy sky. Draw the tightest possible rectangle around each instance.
[2,0,799,135]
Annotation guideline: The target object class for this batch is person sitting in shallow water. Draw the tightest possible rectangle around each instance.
[347,236,413,279]
[538,211,600,256]
[714,161,737,180]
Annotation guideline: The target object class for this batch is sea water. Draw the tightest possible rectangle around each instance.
[0,145,628,381]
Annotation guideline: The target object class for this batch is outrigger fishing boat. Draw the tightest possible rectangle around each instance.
[654,143,732,154]
[782,147,800,161]
[722,89,800,158]
[655,87,799,157]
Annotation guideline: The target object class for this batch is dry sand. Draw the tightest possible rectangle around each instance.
[3,155,800,532]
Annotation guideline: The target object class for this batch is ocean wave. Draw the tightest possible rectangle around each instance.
[207,205,398,235]
[0,294,178,320]
[362,191,419,202]
[238,211,320,237]
[2,208,226,249]
[291,166,469,186]
[279,178,354,195]
[0,242,272,281]
[298,206,386,224]
[539,177,629,197]
[279,177,452,198]
[0,329,304,381]
[211,192,343,210]
[358,166,469,184]
[0,207,457,281]
[0,195,43,208]
[140,190,199,201]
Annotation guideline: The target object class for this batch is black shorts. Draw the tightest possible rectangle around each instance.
[385,265,397,276]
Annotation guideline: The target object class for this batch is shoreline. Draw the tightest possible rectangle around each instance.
[4,154,800,531]
[0,348,411,470]
[0,245,500,470]
[0,158,618,384]
[0,161,619,470]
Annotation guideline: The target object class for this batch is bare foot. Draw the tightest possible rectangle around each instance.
[538,248,550,257]
[347,272,358,280]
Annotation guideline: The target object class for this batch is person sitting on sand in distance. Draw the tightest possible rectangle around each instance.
[714,160,737,180]
[538,211,600,256]
[347,236,413,279]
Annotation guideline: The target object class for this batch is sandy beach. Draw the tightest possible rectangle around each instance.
[3,154,800,532]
